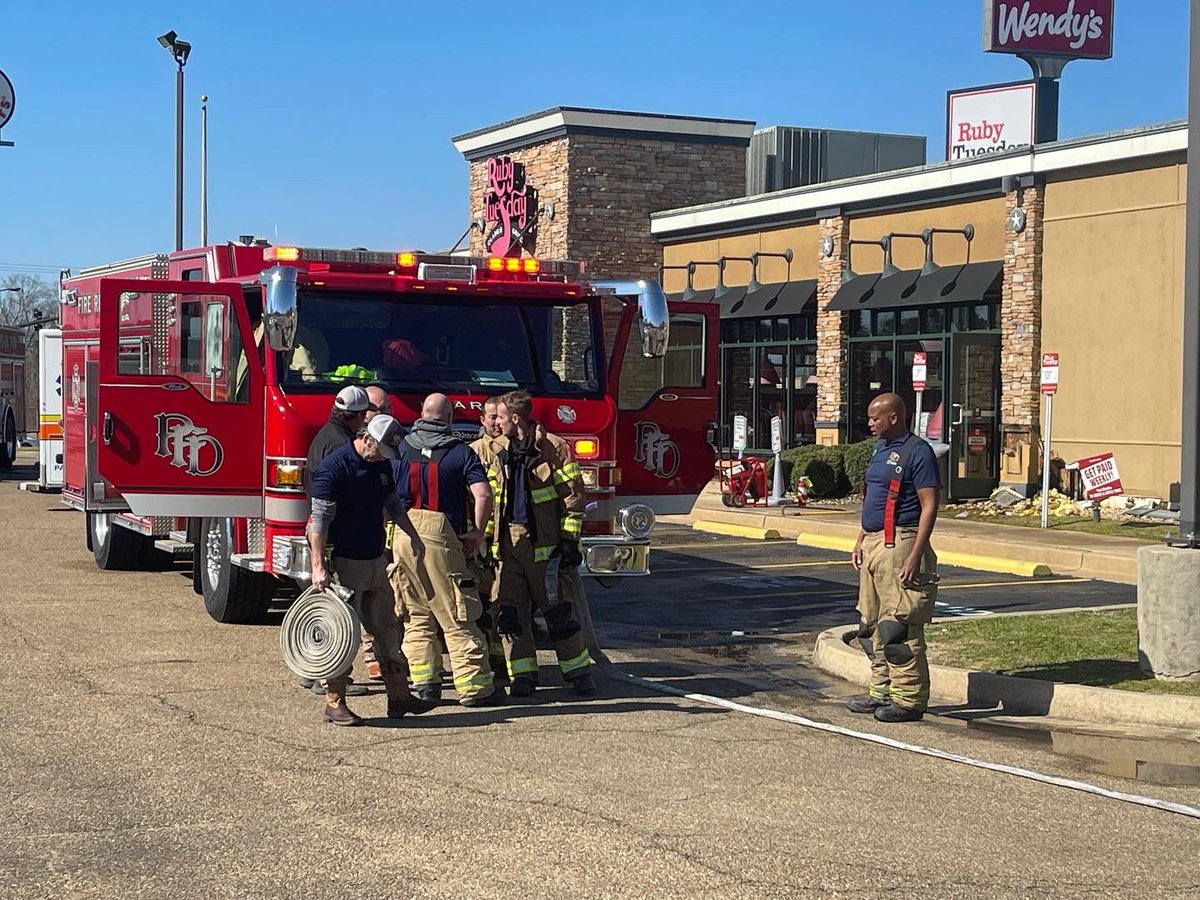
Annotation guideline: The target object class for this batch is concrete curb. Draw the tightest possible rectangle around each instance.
[693,521,782,541]
[812,618,1200,730]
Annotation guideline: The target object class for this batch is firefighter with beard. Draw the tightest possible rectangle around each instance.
[388,394,502,707]
[490,390,596,697]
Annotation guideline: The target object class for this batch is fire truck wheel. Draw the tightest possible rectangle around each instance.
[0,410,15,470]
[199,517,273,624]
[90,513,147,571]
[187,520,203,595]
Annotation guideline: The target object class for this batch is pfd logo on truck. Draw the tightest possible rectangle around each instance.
[483,155,539,258]
[634,421,679,479]
[154,413,224,477]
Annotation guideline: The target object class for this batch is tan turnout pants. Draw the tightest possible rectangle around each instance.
[390,510,495,702]
[323,555,409,699]
[856,529,938,711]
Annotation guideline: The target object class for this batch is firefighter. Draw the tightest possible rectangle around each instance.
[469,396,519,684]
[847,392,941,724]
[308,414,435,726]
[389,393,501,707]
[299,385,374,693]
[491,390,596,697]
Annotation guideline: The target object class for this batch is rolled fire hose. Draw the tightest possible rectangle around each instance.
[279,583,361,682]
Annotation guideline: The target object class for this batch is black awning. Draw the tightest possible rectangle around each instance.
[721,279,816,319]
[665,288,717,304]
[825,261,1003,311]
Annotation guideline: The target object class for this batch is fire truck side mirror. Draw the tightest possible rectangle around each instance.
[259,265,298,353]
[591,278,670,360]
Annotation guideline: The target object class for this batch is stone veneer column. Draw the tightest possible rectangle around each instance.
[815,213,850,446]
[999,182,1045,494]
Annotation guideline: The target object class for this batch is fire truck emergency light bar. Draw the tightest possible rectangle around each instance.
[263,246,584,281]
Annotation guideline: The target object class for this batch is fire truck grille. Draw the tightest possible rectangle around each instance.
[247,519,265,556]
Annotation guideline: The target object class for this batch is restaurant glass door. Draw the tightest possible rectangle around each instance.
[947,334,1000,500]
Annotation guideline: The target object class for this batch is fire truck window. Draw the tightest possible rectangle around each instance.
[617,313,705,410]
[204,304,224,377]
[179,301,203,374]
[279,291,603,398]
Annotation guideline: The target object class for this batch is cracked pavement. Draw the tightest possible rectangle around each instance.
[1,463,1198,899]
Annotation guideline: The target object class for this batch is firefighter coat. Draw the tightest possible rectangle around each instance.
[482,424,585,562]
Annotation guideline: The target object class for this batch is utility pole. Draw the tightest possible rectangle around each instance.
[158,31,192,251]
[200,94,208,246]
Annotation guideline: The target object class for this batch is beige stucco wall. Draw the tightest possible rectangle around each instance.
[661,224,819,293]
[1041,163,1186,498]
[848,197,1008,269]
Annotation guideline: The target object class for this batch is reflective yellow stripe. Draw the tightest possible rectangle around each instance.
[560,516,582,538]
[531,485,558,504]
[508,657,538,676]
[453,671,494,689]
[408,662,436,677]
[888,686,929,704]
[534,545,555,562]
[559,648,592,674]
[553,463,581,484]
[868,684,890,700]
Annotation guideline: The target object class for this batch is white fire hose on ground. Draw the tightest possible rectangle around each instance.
[279,584,361,682]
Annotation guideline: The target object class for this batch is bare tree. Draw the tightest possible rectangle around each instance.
[1,274,59,435]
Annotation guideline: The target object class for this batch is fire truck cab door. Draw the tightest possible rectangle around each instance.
[609,298,718,516]
[96,278,264,518]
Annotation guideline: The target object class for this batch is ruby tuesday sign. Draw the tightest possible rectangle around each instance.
[983,1,1114,60]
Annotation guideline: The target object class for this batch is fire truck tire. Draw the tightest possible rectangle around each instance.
[90,513,147,571]
[0,410,16,470]
[199,517,273,624]
[187,520,203,595]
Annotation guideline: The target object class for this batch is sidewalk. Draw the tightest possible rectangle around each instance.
[664,482,1148,583]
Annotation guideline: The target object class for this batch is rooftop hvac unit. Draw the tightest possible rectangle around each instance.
[746,127,927,196]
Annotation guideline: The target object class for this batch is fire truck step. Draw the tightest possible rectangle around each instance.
[169,530,188,543]
[154,539,194,558]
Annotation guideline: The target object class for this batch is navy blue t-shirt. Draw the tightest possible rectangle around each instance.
[861,434,940,534]
[392,442,488,535]
[310,441,397,559]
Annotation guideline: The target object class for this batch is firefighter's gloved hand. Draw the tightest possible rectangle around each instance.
[496,604,523,638]
[558,539,583,568]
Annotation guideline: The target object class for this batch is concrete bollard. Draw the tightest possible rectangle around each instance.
[1136,545,1200,681]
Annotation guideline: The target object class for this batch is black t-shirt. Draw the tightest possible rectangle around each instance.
[304,418,355,493]
[310,441,396,559]
[393,442,488,535]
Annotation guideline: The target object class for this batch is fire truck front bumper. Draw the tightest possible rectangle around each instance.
[272,536,313,583]
[581,537,650,577]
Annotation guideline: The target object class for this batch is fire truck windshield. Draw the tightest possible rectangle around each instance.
[277,290,604,398]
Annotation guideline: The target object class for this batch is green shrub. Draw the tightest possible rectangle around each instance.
[842,439,877,494]
[787,444,847,499]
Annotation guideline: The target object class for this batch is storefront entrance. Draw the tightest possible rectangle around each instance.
[846,303,1000,501]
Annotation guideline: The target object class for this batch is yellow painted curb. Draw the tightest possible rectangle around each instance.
[794,534,1052,577]
[693,521,781,540]
[795,533,858,553]
[936,551,1053,578]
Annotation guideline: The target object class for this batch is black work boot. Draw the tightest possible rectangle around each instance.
[509,675,537,698]
[414,685,442,703]
[569,673,597,696]
[460,687,507,708]
[874,704,925,723]
[845,695,890,714]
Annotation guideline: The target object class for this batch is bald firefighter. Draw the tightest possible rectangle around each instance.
[847,392,941,723]
[491,390,596,697]
[389,394,501,706]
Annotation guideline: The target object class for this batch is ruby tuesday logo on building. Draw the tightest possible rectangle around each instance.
[984,1,1114,60]
[483,155,539,258]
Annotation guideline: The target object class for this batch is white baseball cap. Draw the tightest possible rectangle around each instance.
[334,385,370,412]
[366,414,403,458]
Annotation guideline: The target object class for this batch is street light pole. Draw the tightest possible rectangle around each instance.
[1178,0,1200,545]
[200,94,208,246]
[157,31,191,252]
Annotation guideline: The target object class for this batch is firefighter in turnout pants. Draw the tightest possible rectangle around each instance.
[390,393,501,707]
[491,391,596,697]
[847,393,941,723]
[308,415,435,726]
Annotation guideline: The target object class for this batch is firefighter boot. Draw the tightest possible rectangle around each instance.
[382,660,437,719]
[874,704,925,723]
[846,695,890,714]
[509,675,537,698]
[322,678,364,727]
[568,672,597,697]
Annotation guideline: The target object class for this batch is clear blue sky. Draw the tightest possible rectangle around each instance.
[0,0,1189,279]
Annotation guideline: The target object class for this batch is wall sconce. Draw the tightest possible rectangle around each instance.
[716,256,753,300]
[842,238,885,284]
[748,249,793,293]
[684,260,722,300]
[540,202,555,222]
[659,263,690,295]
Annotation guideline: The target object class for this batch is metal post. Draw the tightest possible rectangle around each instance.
[175,62,184,252]
[1041,393,1053,529]
[1176,0,1200,546]
[200,94,208,247]
[1021,56,1069,145]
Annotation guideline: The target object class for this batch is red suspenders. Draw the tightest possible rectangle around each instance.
[407,457,441,511]
[880,434,921,548]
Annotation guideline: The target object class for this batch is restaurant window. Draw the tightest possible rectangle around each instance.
[921,307,946,334]
[619,312,705,410]
[898,308,920,335]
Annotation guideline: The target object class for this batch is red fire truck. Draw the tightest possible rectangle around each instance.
[59,241,717,623]
[0,325,27,469]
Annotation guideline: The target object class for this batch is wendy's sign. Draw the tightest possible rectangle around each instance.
[983,1,1114,60]
[483,155,539,258]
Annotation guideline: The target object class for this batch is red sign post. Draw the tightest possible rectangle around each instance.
[911,352,927,436]
[1039,351,1060,527]
[1040,352,1060,394]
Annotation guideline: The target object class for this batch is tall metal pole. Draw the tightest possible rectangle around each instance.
[1178,0,1200,545]
[200,94,208,247]
[175,61,184,252]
